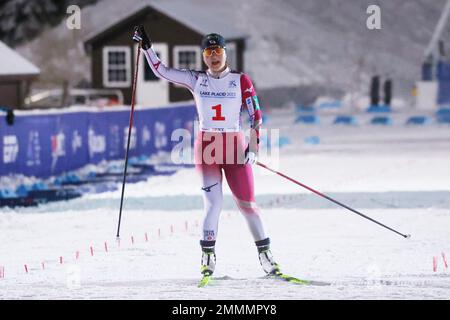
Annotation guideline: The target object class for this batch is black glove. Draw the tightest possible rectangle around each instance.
[133,25,152,50]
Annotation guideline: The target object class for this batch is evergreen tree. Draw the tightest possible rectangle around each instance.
[0,0,98,46]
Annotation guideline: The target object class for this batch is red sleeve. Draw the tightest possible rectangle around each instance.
[240,73,262,152]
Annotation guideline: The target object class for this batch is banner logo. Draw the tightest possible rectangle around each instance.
[3,135,19,164]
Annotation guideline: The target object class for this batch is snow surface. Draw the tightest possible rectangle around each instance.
[1,107,450,299]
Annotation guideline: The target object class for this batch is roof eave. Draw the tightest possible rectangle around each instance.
[0,73,40,81]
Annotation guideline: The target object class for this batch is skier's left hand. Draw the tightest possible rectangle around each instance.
[244,146,258,165]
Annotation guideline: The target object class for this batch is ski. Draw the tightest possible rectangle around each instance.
[197,273,330,287]
[269,271,331,286]
[198,274,212,287]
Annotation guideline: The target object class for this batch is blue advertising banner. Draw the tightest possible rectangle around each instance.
[438,81,450,106]
[0,105,196,178]
[437,61,450,81]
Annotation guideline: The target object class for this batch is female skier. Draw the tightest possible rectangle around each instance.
[133,25,279,278]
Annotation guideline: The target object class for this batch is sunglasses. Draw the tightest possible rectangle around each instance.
[203,46,225,57]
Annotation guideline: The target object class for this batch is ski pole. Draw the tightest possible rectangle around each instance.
[256,161,411,239]
[116,43,141,239]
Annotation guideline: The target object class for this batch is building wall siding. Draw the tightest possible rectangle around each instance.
[0,82,20,108]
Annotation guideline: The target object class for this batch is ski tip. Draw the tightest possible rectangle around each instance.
[405,234,411,239]
[270,272,331,286]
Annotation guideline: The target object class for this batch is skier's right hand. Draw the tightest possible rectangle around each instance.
[244,144,258,165]
[133,25,152,50]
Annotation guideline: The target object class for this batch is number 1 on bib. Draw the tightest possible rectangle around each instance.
[212,104,225,121]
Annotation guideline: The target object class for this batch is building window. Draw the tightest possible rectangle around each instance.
[173,46,201,70]
[103,46,131,88]
[144,50,162,81]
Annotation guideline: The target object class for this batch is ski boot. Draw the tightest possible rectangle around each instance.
[200,240,216,276]
[256,238,280,275]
